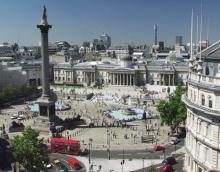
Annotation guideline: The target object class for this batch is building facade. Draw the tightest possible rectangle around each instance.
[183,41,220,172]
[53,57,188,87]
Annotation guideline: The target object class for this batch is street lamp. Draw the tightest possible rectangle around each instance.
[142,158,145,172]
[89,138,93,172]
[107,127,111,160]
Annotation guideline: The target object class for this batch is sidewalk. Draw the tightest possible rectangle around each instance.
[74,156,162,172]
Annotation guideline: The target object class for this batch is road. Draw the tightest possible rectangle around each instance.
[85,138,184,160]
[47,138,184,172]
[48,153,86,172]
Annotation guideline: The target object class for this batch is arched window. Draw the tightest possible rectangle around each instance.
[201,94,205,106]
[208,96,212,108]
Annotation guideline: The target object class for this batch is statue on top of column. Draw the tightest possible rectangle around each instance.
[41,6,48,26]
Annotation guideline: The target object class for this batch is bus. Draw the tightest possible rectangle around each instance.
[50,138,80,155]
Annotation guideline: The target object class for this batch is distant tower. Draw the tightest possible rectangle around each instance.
[175,36,183,46]
[153,24,157,45]
[37,6,55,123]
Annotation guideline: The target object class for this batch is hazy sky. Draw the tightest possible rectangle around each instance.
[0,0,219,46]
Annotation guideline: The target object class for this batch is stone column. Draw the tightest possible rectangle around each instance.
[160,74,162,85]
[168,74,171,86]
[129,74,132,86]
[120,73,122,85]
[173,74,175,85]
[37,18,51,98]
[117,74,120,85]
[127,74,129,86]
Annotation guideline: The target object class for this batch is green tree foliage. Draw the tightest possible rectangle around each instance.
[1,84,17,101]
[157,86,187,131]
[11,127,49,172]
[0,83,38,103]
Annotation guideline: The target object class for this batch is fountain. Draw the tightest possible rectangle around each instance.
[122,97,136,115]
[28,102,70,112]
[109,96,147,121]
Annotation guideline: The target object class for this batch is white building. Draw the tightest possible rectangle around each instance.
[182,41,220,172]
[53,56,188,87]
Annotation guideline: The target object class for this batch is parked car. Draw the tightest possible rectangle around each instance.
[154,144,165,151]
[170,137,180,145]
[160,164,174,172]
[162,156,177,165]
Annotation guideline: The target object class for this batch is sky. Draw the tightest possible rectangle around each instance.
[0,0,220,46]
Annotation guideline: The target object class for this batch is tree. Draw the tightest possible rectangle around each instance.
[2,84,17,101]
[11,127,49,172]
[157,86,187,131]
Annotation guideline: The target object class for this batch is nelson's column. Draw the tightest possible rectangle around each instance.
[36,6,55,129]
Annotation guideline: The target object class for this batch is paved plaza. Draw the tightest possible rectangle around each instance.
[0,86,172,150]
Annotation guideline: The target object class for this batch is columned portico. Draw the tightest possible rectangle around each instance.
[159,73,175,86]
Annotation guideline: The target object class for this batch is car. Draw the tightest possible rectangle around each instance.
[154,144,165,151]
[57,163,69,172]
[17,117,25,120]
[10,116,17,119]
[170,137,180,145]
[52,159,61,165]
[160,164,174,172]
[162,156,177,165]
[45,163,53,169]
[19,114,25,118]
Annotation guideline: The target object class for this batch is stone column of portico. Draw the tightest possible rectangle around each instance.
[120,73,122,85]
[121,73,125,85]
[116,74,118,85]
[129,74,131,86]
[117,74,120,85]
[160,74,162,85]
[162,74,166,85]
[113,74,115,85]
[173,74,175,86]
[168,74,171,86]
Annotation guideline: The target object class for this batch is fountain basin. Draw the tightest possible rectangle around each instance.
[28,102,70,112]
[110,108,146,121]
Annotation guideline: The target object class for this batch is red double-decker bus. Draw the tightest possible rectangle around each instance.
[50,138,80,155]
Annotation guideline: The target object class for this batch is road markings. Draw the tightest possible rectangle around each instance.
[118,153,131,156]
[137,152,149,155]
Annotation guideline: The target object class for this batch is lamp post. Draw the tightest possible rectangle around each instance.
[89,138,93,172]
[107,127,111,160]
[142,158,145,172]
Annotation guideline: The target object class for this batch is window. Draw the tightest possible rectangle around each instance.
[190,90,193,99]
[196,143,201,157]
[208,96,212,108]
[201,94,205,105]
[207,125,211,137]
[198,166,203,172]
[194,91,196,102]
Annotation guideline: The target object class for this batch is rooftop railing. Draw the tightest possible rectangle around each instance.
[188,72,220,86]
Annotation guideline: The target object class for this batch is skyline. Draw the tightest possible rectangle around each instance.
[0,0,219,46]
